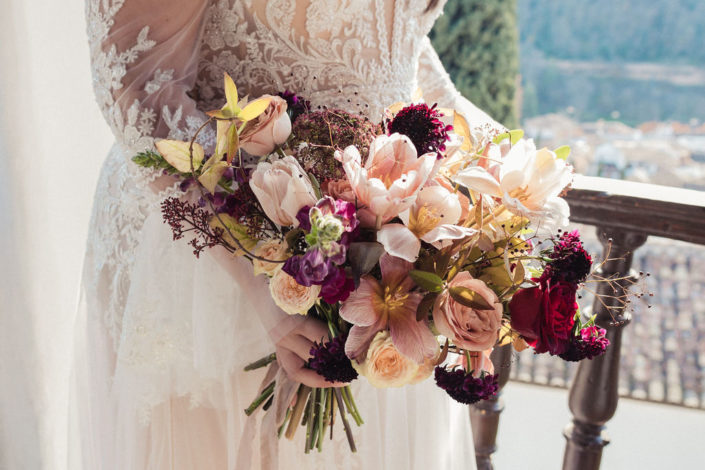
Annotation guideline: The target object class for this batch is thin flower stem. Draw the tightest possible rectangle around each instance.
[243,352,277,371]
[333,388,357,452]
[305,388,317,453]
[285,385,311,441]
[316,388,326,452]
[342,386,363,426]
[244,381,275,416]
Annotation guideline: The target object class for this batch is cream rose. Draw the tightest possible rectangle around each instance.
[240,95,292,156]
[269,268,320,315]
[433,272,502,351]
[249,155,318,226]
[353,331,420,388]
[253,239,289,277]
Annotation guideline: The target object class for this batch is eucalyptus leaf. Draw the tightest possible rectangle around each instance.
[409,270,444,293]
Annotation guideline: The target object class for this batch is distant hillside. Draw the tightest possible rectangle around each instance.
[519,0,705,66]
[519,0,705,124]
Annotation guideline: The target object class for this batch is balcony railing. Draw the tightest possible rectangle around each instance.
[469,175,705,470]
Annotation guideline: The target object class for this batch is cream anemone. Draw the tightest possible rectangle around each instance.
[336,133,437,226]
[376,184,477,262]
[340,253,438,364]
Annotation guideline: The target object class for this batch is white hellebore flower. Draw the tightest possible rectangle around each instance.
[453,139,573,232]
[377,185,477,262]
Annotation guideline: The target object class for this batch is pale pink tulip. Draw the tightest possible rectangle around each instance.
[340,254,438,363]
[249,155,317,226]
[337,133,437,225]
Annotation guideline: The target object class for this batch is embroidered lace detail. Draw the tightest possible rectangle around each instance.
[196,0,447,119]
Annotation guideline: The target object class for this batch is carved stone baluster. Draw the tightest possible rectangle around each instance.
[470,343,513,470]
[562,228,647,470]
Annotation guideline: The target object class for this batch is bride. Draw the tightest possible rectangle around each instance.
[71,0,500,468]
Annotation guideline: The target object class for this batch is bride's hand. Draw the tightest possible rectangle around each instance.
[275,317,348,389]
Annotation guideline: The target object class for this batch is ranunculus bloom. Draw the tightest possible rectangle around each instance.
[240,95,292,156]
[322,178,355,203]
[353,331,421,388]
[509,279,578,355]
[253,239,289,277]
[377,184,477,262]
[249,155,318,226]
[337,133,437,225]
[269,268,320,315]
[433,272,503,351]
[453,139,572,232]
[341,253,438,363]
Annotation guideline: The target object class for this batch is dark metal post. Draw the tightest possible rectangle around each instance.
[470,343,513,470]
[562,229,647,470]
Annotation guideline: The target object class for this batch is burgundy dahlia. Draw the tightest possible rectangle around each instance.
[434,366,499,405]
[308,335,359,383]
[386,103,452,158]
[559,326,610,362]
[542,230,593,285]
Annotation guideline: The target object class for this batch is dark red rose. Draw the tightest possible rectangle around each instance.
[509,279,578,355]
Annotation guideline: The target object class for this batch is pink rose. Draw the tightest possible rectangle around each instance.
[249,155,318,226]
[433,272,502,351]
[269,268,320,315]
[240,95,292,156]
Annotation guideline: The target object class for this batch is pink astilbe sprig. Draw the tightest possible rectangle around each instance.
[161,197,225,258]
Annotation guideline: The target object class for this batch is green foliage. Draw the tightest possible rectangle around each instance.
[131,150,178,174]
[429,0,520,128]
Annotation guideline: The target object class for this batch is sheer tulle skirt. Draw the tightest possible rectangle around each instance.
[68,150,476,470]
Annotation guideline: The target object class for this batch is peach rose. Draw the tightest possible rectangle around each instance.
[353,331,421,388]
[433,272,502,351]
[253,239,289,277]
[269,268,320,315]
[249,155,318,226]
[240,95,292,156]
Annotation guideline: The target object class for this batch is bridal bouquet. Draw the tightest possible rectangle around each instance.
[133,74,610,453]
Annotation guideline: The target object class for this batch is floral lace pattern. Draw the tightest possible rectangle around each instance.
[196,0,446,119]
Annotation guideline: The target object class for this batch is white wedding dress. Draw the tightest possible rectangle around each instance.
[71,1,495,468]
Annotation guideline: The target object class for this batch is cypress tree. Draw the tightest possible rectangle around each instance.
[429,0,520,128]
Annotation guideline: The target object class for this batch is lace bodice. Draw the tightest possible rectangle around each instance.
[195,0,444,118]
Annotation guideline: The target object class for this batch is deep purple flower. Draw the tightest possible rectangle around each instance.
[559,326,610,362]
[308,334,358,383]
[542,230,593,285]
[320,267,355,304]
[278,90,310,123]
[295,205,313,231]
[282,248,333,286]
[434,366,499,405]
[387,103,452,158]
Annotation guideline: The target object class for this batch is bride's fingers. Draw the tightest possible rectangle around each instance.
[295,319,330,344]
[283,333,316,361]
[276,347,343,388]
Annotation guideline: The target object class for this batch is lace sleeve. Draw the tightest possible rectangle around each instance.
[86,0,213,154]
[417,36,504,132]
